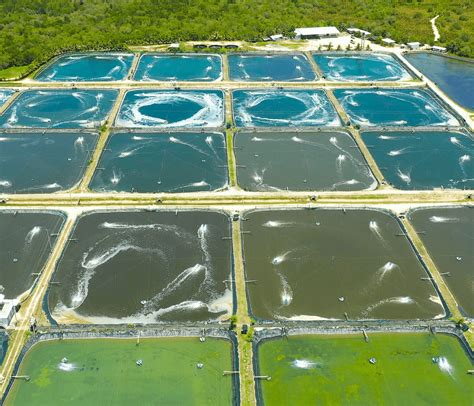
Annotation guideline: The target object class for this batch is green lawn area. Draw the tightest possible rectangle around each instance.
[5,337,234,406]
[258,333,473,405]
[0,65,31,80]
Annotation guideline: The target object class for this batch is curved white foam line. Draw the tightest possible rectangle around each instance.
[25,226,42,244]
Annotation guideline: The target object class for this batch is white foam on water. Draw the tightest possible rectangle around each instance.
[378,135,396,140]
[0,180,12,188]
[438,357,454,376]
[429,216,459,223]
[110,171,121,185]
[376,261,399,281]
[197,224,211,267]
[292,359,316,369]
[58,362,76,372]
[388,147,410,156]
[397,168,411,184]
[169,136,209,155]
[74,136,84,146]
[272,251,292,265]
[369,220,389,249]
[364,296,414,316]
[263,221,295,228]
[25,226,42,244]
[278,272,293,306]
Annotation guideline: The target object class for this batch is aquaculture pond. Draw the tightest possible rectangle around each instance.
[313,53,412,81]
[0,333,7,364]
[48,210,233,324]
[0,89,14,108]
[242,209,444,321]
[116,90,224,128]
[257,333,473,405]
[0,132,98,193]
[0,90,118,129]
[334,88,459,127]
[234,131,375,191]
[409,207,474,318]
[134,54,222,81]
[5,337,235,405]
[232,90,340,127]
[0,210,65,299]
[90,132,228,193]
[405,52,474,111]
[35,53,134,82]
[228,54,316,81]
[361,130,474,190]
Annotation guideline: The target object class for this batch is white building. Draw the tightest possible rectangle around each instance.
[270,34,284,41]
[382,38,396,46]
[0,295,18,328]
[294,26,340,39]
[407,42,421,50]
[347,28,371,36]
[432,45,447,52]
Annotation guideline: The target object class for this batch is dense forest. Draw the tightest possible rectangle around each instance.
[0,0,472,76]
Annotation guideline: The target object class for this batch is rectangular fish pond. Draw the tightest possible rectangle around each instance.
[241,208,445,321]
[0,89,14,108]
[35,53,134,82]
[408,206,474,318]
[334,88,460,127]
[256,333,473,405]
[361,130,473,190]
[133,54,222,81]
[116,90,224,128]
[0,90,118,129]
[405,52,474,111]
[233,131,376,191]
[0,132,98,194]
[47,210,233,324]
[4,337,236,405]
[90,131,228,193]
[232,90,340,128]
[228,54,316,81]
[313,52,413,81]
[0,210,65,300]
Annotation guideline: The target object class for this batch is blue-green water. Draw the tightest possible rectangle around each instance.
[233,90,340,127]
[35,53,134,82]
[405,53,474,111]
[0,132,97,193]
[0,90,118,129]
[229,54,316,81]
[362,131,473,190]
[134,54,222,81]
[116,90,224,128]
[409,207,474,317]
[334,88,459,127]
[90,132,228,192]
[313,53,412,81]
[0,89,14,107]
[234,131,376,191]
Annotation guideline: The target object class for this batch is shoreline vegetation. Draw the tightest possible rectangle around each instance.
[0,0,472,80]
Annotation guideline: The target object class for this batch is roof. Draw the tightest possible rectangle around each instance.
[407,42,420,46]
[294,26,340,36]
[348,28,371,36]
[382,38,396,44]
[270,34,284,40]
[432,45,447,51]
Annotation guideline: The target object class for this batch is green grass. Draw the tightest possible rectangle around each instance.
[258,333,473,405]
[0,65,30,80]
[5,337,234,405]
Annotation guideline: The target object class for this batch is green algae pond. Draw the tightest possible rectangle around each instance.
[256,333,473,405]
[5,337,235,405]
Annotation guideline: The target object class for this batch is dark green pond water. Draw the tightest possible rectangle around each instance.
[90,132,228,193]
[48,210,233,324]
[234,131,376,191]
[0,210,65,299]
[409,206,473,318]
[242,209,444,321]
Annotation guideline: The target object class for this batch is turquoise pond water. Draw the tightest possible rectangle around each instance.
[133,54,222,81]
[234,131,375,191]
[35,53,134,82]
[0,132,97,193]
[362,131,473,190]
[334,88,460,127]
[228,54,316,81]
[405,53,474,111]
[116,90,224,128]
[0,90,118,129]
[0,89,14,107]
[313,53,412,81]
[90,132,228,193]
[232,90,340,127]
